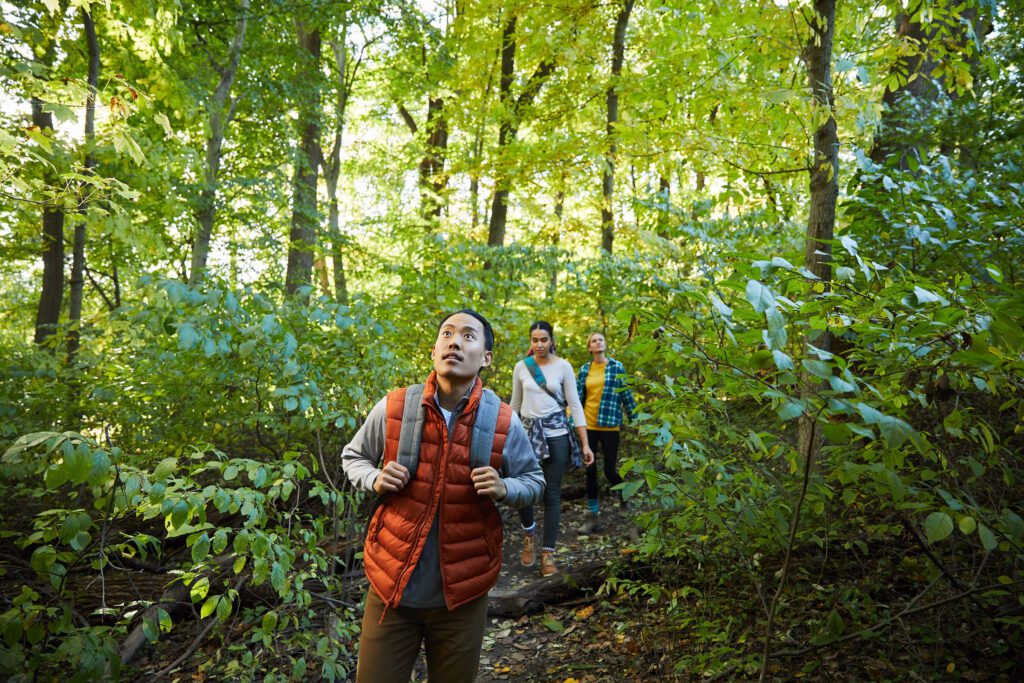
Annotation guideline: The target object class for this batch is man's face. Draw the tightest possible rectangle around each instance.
[431,313,493,381]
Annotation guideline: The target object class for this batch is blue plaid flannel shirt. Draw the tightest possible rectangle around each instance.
[576,358,637,428]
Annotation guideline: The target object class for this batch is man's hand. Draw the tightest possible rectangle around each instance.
[471,466,507,501]
[373,461,410,494]
[582,444,595,467]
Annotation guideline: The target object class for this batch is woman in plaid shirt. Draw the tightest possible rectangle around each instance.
[576,332,638,534]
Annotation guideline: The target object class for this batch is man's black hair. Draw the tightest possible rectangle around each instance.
[438,308,494,351]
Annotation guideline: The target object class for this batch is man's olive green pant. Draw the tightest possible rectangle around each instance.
[355,589,490,683]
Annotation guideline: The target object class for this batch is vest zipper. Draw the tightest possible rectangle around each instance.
[389,407,452,609]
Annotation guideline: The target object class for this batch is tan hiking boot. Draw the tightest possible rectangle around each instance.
[520,533,535,566]
[540,551,558,577]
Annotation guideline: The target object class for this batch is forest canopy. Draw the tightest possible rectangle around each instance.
[1,0,1022,680]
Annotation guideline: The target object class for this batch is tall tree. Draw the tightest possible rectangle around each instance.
[322,22,367,305]
[485,12,555,249]
[285,21,322,299]
[31,17,64,346]
[600,0,635,254]
[66,8,99,361]
[188,0,250,286]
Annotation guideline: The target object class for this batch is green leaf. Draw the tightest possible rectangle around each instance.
[620,479,643,501]
[924,512,954,544]
[542,616,564,632]
[958,516,977,535]
[263,611,278,633]
[772,350,794,371]
[271,561,286,592]
[153,457,177,482]
[170,500,189,530]
[827,608,845,637]
[764,307,787,350]
[776,400,804,421]
[878,415,914,450]
[978,524,998,552]
[984,264,1003,283]
[745,280,775,313]
[217,593,232,620]
[803,359,831,379]
[913,286,945,305]
[177,323,199,350]
[191,533,211,564]
[200,595,219,619]
[142,616,159,643]
[154,112,173,139]
[709,293,733,318]
[190,576,210,602]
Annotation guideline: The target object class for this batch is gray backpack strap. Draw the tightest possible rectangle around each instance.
[470,389,502,470]
[397,384,426,478]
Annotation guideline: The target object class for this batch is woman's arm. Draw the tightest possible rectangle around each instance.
[510,362,524,414]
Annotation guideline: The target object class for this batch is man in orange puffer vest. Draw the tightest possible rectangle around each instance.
[342,309,544,682]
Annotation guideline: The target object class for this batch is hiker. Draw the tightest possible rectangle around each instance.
[576,331,638,535]
[509,320,594,577]
[341,309,544,683]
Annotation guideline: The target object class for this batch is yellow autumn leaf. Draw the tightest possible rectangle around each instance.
[946,662,955,673]
[563,678,581,683]
[575,605,594,620]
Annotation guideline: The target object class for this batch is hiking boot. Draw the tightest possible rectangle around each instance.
[540,551,558,577]
[577,515,601,535]
[520,533,535,567]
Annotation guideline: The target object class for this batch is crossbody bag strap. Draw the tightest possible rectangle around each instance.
[523,356,566,408]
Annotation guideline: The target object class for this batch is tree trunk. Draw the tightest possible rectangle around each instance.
[797,0,838,480]
[32,35,63,346]
[189,0,249,286]
[486,15,517,249]
[486,15,557,252]
[67,9,99,361]
[420,96,448,226]
[286,23,322,300]
[601,0,635,254]
[324,33,354,305]
[33,99,64,346]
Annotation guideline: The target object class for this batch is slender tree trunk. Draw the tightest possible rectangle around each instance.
[67,9,99,361]
[761,3,837,678]
[601,0,635,254]
[548,189,564,297]
[286,23,321,300]
[32,35,63,346]
[190,0,249,285]
[486,15,517,249]
[420,96,448,226]
[797,0,839,454]
[325,33,353,305]
[486,15,556,252]
[33,99,64,346]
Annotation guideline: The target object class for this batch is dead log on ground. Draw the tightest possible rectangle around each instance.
[487,559,610,617]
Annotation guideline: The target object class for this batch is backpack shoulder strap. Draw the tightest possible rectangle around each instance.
[470,389,502,470]
[396,384,426,478]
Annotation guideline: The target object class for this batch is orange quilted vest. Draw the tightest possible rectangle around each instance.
[363,372,513,610]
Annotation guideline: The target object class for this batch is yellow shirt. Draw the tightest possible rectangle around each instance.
[584,362,618,432]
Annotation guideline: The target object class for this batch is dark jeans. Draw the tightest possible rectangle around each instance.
[585,429,623,503]
[518,434,569,549]
[356,588,489,683]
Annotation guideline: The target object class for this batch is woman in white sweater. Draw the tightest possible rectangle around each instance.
[510,321,594,576]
